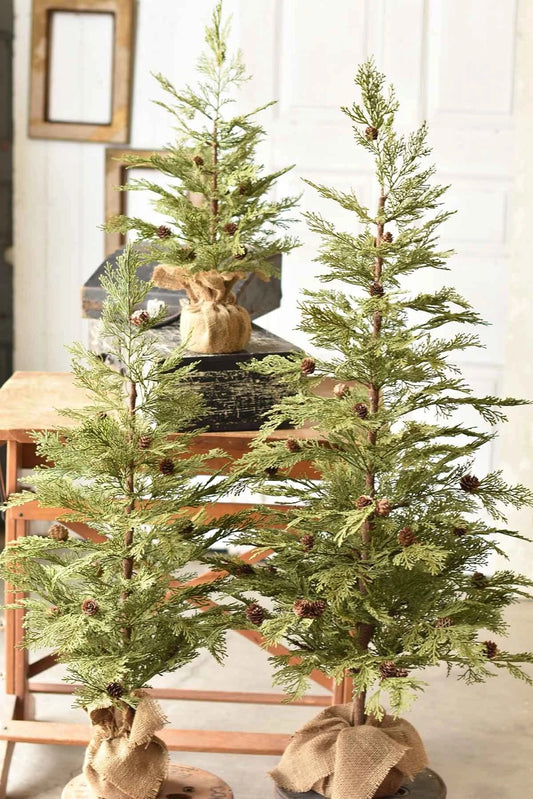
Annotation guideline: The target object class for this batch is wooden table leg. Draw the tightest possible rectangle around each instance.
[0,695,17,799]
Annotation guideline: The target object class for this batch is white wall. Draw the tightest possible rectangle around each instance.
[13,1,532,563]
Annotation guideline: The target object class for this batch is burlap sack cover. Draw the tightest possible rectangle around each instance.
[83,693,168,799]
[152,265,252,354]
[270,704,428,799]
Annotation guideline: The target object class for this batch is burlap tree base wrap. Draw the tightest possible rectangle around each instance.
[82,694,168,799]
[270,704,428,799]
[152,266,253,354]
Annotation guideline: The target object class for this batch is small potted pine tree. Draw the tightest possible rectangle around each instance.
[106,2,299,354]
[227,61,533,798]
[0,246,238,799]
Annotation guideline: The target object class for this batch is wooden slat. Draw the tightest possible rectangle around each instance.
[27,653,59,678]
[28,682,330,706]
[0,720,290,756]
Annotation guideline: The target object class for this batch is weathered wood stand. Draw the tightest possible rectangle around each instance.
[273,768,447,798]
[62,764,233,799]
[0,372,351,799]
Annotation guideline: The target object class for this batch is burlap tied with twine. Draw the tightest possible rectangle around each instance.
[83,692,168,799]
[152,265,252,354]
[270,704,428,799]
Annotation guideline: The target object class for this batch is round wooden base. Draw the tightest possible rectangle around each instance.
[273,768,446,798]
[61,763,233,799]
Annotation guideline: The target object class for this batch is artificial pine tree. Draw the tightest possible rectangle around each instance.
[106,1,299,354]
[0,246,238,799]
[227,60,533,798]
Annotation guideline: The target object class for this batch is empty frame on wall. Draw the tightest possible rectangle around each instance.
[30,0,134,142]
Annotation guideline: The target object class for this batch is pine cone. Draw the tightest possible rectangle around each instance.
[157,224,172,239]
[453,526,467,537]
[130,310,149,327]
[301,533,315,551]
[395,667,409,678]
[300,357,316,376]
[293,599,326,618]
[471,571,488,588]
[354,402,369,419]
[48,523,69,542]
[47,605,60,617]
[81,598,99,616]
[138,435,152,449]
[483,640,499,659]
[224,222,238,235]
[356,495,373,509]
[286,438,301,453]
[264,465,279,478]
[245,603,265,626]
[365,126,379,140]
[333,382,349,398]
[398,527,417,547]
[375,498,393,517]
[370,281,384,297]
[193,155,204,167]
[382,231,393,243]
[106,682,124,699]
[159,458,175,475]
[460,473,480,493]
[435,616,455,628]
[238,181,251,195]
[234,247,248,260]
[379,660,398,679]
[234,562,254,577]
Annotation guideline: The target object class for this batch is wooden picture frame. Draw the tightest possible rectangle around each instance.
[104,148,163,255]
[29,0,134,142]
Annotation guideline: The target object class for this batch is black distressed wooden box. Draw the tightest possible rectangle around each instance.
[83,247,299,432]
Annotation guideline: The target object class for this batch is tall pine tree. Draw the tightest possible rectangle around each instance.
[0,246,237,716]
[228,60,533,724]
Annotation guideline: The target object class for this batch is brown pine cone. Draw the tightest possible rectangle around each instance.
[453,526,467,537]
[395,667,409,678]
[460,473,480,493]
[379,660,398,679]
[333,382,349,398]
[301,533,315,551]
[138,435,152,449]
[483,640,499,659]
[435,616,455,628]
[300,357,316,375]
[375,498,393,517]
[365,126,379,140]
[370,281,384,297]
[382,231,393,243]
[264,466,279,478]
[234,247,248,260]
[398,527,417,547]
[286,438,301,453]
[130,309,150,327]
[293,599,326,619]
[47,605,60,617]
[193,155,204,167]
[157,224,172,239]
[224,222,238,235]
[159,458,175,475]
[471,572,488,588]
[234,562,254,577]
[356,495,373,509]
[81,598,99,616]
[354,402,369,419]
[48,522,69,542]
[106,682,124,699]
[245,603,265,626]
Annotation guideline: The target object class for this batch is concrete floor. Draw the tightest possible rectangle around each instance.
[1,603,533,799]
